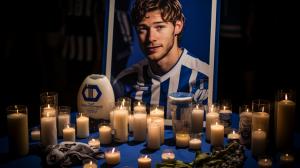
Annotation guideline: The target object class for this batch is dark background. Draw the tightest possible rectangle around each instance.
[0,0,298,136]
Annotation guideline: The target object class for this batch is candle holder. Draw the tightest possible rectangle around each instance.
[6,105,29,156]
[161,149,175,162]
[275,89,296,151]
[63,123,76,142]
[105,147,121,165]
[227,129,241,143]
[219,99,232,135]
[252,99,270,136]
[147,121,161,150]
[210,120,224,150]
[76,113,89,138]
[251,128,267,157]
[88,137,101,149]
[31,126,40,141]
[83,159,98,168]
[238,104,252,146]
[280,152,294,168]
[191,103,205,134]
[257,156,272,168]
[98,122,112,145]
[112,104,129,143]
[133,105,147,142]
[205,104,220,142]
[40,104,57,146]
[150,105,164,118]
[117,97,132,111]
[138,154,152,168]
[58,106,71,137]
[40,91,58,109]
[189,133,202,150]
[133,100,146,113]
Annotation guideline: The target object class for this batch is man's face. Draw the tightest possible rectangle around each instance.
[136,10,182,62]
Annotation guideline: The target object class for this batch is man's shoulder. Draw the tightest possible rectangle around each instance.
[181,48,209,76]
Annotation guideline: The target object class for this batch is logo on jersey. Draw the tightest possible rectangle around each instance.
[82,84,102,102]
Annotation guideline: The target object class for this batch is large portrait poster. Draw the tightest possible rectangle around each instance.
[102,0,220,104]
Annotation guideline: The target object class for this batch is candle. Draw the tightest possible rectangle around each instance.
[152,117,164,144]
[189,138,201,150]
[133,113,147,141]
[63,124,75,142]
[150,105,164,118]
[113,106,128,142]
[191,105,204,133]
[134,101,146,113]
[205,111,219,141]
[83,160,98,168]
[31,127,40,141]
[280,153,294,167]
[88,138,101,149]
[98,125,112,144]
[6,105,29,155]
[41,111,57,146]
[227,130,241,142]
[258,158,272,168]
[76,113,89,138]
[42,104,56,117]
[252,111,269,135]
[211,122,224,147]
[176,133,190,148]
[276,93,296,150]
[58,112,70,137]
[161,149,175,162]
[138,155,151,168]
[147,121,161,150]
[239,107,252,145]
[219,106,232,135]
[251,129,267,156]
[105,148,121,165]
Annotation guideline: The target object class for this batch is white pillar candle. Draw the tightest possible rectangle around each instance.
[252,112,270,134]
[191,105,204,133]
[41,113,57,146]
[280,153,294,167]
[147,121,160,150]
[138,155,151,168]
[76,113,89,138]
[99,125,112,144]
[276,94,296,150]
[205,111,219,141]
[58,113,70,136]
[211,122,224,147]
[176,133,190,148]
[31,128,40,141]
[134,101,146,113]
[7,106,29,155]
[251,129,267,156]
[133,113,147,141]
[83,160,98,168]
[150,106,164,118]
[63,124,75,142]
[88,138,100,149]
[161,149,175,162]
[189,138,201,150]
[105,148,121,165]
[113,106,128,142]
[258,158,272,168]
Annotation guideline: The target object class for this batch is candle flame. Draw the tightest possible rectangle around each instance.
[261,106,264,112]
[285,93,288,100]
[80,113,83,117]
[223,106,226,110]
[16,109,19,114]
[246,108,249,112]
[216,122,218,125]
[112,147,115,153]
[145,155,148,158]
[138,101,141,106]
[264,159,268,162]
[47,104,50,108]
[233,130,236,134]
[258,128,262,131]
[196,104,199,109]
[46,112,49,117]
[66,124,69,128]
[285,153,289,157]
[122,99,125,106]
[89,160,93,165]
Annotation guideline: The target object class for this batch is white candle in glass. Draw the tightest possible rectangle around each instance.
[150,105,164,118]
[76,113,89,138]
[176,133,190,148]
[251,129,267,156]
[138,155,151,168]
[41,112,57,146]
[189,138,201,150]
[258,158,272,168]
[161,149,175,162]
[63,124,75,142]
[211,122,224,147]
[42,104,56,117]
[83,160,98,168]
[134,101,146,113]
[252,109,270,134]
[98,125,112,144]
[192,104,204,133]
[88,138,100,149]
[152,117,164,144]
[227,130,241,142]
[147,121,160,150]
[205,111,219,141]
[7,106,29,155]
[113,105,128,142]
[58,112,70,136]
[105,148,121,165]
[133,113,147,141]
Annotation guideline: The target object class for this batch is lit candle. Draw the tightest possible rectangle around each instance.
[88,138,100,149]
[58,111,70,137]
[211,122,224,147]
[205,110,219,141]
[161,149,175,162]
[150,105,164,118]
[239,107,252,145]
[189,138,201,150]
[41,111,57,146]
[280,153,294,167]
[134,101,146,113]
[6,105,29,155]
[191,104,204,133]
[258,158,272,168]
[251,129,267,156]
[98,125,112,144]
[176,133,190,148]
[138,155,151,168]
[83,160,98,168]
[76,113,89,138]
[113,105,128,142]
[63,124,76,142]
[227,130,241,142]
[147,121,160,150]
[105,148,121,165]
[276,93,296,150]
[31,127,40,141]
[252,110,270,135]
[219,105,232,135]
[42,104,56,117]
[133,112,147,141]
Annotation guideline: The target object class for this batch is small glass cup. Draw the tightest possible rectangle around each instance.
[161,149,175,162]
[189,133,202,150]
[58,106,71,137]
[83,159,98,168]
[40,91,58,108]
[227,129,240,143]
[219,99,232,135]
[257,156,272,168]
[133,101,146,113]
[88,137,101,149]
[105,147,121,165]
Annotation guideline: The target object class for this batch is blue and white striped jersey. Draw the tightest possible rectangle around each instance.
[113,48,209,114]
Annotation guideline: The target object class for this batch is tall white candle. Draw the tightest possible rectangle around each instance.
[147,122,161,150]
[99,125,112,144]
[7,108,29,155]
[41,113,57,146]
[205,111,219,141]
[105,148,121,165]
[76,113,89,138]
[113,106,128,142]
[133,113,147,141]
[150,106,164,118]
[276,94,296,150]
[138,155,151,168]
[251,129,267,156]
[63,124,75,142]
[58,113,70,136]
[191,105,204,133]
[176,133,190,148]
[211,122,224,147]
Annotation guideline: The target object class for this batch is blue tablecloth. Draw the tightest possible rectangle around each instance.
[0,113,299,168]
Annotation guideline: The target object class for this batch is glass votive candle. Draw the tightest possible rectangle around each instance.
[83,159,98,168]
[63,123,76,142]
[58,106,71,137]
[227,129,241,142]
[105,147,121,165]
[137,154,151,168]
[31,126,40,141]
[117,97,132,111]
[257,156,272,168]
[133,101,146,113]
[98,123,112,145]
[88,137,101,149]
[280,153,294,167]
[150,105,164,118]
[161,149,175,162]
[189,133,202,150]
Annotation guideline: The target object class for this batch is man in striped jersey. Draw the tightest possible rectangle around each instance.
[113,0,209,116]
